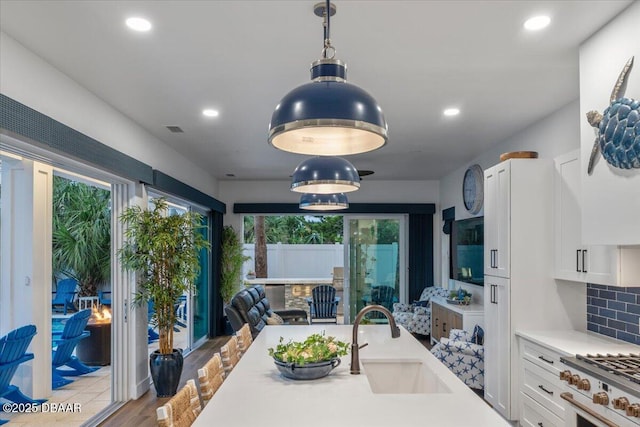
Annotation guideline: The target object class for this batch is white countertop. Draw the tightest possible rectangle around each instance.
[244,278,333,285]
[516,329,640,356]
[193,325,510,427]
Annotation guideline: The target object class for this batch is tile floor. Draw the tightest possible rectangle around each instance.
[3,366,111,427]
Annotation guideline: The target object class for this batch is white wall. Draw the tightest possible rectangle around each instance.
[579,2,640,245]
[438,100,585,310]
[0,32,218,197]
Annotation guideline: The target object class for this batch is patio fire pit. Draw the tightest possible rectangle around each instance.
[76,306,112,366]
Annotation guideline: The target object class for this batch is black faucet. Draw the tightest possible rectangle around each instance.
[350,305,401,374]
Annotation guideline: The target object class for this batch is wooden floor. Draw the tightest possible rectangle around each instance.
[99,335,229,427]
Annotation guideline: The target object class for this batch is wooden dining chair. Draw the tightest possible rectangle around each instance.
[197,353,225,406]
[236,323,253,355]
[220,335,241,375]
[156,379,201,427]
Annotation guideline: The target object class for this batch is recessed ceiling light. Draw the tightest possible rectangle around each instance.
[524,15,551,31]
[443,108,460,117]
[126,17,152,32]
[202,109,219,118]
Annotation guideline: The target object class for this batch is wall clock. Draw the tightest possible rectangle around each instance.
[462,164,484,214]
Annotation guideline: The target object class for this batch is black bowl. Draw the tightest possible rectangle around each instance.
[274,358,341,380]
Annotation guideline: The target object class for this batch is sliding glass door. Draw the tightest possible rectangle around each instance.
[344,216,406,323]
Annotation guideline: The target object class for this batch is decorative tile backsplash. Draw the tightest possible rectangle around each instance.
[587,284,640,345]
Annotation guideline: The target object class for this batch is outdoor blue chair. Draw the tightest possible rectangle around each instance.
[363,285,396,319]
[306,285,340,324]
[98,290,111,306]
[51,309,98,389]
[52,278,78,315]
[1,325,46,425]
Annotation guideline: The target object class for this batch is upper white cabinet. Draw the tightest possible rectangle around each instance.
[484,161,510,278]
[554,150,640,286]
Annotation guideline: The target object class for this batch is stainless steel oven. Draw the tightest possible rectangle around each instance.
[560,353,640,427]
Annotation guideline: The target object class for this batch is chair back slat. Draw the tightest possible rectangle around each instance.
[52,279,78,304]
[220,336,241,375]
[197,353,224,406]
[61,309,92,339]
[309,285,338,322]
[236,324,253,354]
[156,378,201,427]
[0,325,37,393]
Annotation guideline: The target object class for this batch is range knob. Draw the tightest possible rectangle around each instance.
[626,403,640,417]
[577,379,591,391]
[613,397,629,410]
[570,374,581,386]
[559,370,572,381]
[593,392,609,405]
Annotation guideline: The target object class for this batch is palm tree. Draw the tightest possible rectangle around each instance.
[52,176,111,297]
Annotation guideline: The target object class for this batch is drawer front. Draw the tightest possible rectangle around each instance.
[522,360,565,419]
[522,340,565,376]
[520,392,564,427]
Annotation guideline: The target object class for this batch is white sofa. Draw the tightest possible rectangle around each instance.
[392,287,449,335]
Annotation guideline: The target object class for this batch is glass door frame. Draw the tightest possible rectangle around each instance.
[342,214,408,324]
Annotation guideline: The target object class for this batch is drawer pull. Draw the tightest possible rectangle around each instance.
[538,355,554,364]
[538,384,554,395]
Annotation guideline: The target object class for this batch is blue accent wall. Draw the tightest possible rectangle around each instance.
[587,284,640,345]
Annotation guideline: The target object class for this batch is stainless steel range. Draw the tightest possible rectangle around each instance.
[560,353,640,427]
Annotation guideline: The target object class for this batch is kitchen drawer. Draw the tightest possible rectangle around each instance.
[522,359,565,419]
[520,392,564,427]
[522,339,565,376]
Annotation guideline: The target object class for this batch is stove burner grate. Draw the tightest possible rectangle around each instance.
[576,353,640,385]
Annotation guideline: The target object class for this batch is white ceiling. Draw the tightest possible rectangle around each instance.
[0,1,633,181]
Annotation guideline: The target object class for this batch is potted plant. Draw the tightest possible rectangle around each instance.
[246,269,256,280]
[119,198,209,397]
[221,225,251,304]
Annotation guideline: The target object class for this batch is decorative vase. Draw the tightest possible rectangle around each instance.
[246,273,256,280]
[273,358,341,380]
[149,348,184,397]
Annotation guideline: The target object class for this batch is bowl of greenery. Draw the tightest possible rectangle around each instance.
[268,333,350,380]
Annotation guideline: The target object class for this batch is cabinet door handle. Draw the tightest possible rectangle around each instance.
[576,249,581,272]
[494,249,498,268]
[582,249,588,273]
[538,355,554,365]
[435,317,439,327]
[442,322,446,333]
[538,384,554,395]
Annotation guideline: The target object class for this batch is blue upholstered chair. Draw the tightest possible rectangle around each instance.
[1,325,47,425]
[392,286,449,335]
[430,327,484,390]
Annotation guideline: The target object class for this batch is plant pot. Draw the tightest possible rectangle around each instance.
[246,274,256,280]
[149,348,184,397]
[273,358,341,380]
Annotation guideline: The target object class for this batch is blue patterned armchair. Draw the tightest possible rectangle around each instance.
[392,287,449,335]
[430,327,484,390]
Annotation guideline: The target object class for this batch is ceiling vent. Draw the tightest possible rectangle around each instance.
[165,126,184,133]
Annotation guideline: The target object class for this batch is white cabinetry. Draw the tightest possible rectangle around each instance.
[430,298,484,346]
[554,150,640,287]
[483,159,576,421]
[518,337,567,426]
[484,162,510,278]
[484,276,509,416]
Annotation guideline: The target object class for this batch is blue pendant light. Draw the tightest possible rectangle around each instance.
[268,1,388,156]
[291,156,360,194]
[299,193,349,211]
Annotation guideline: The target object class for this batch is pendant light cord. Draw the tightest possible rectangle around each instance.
[322,0,335,59]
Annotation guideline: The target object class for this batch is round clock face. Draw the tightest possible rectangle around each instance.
[463,164,484,214]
